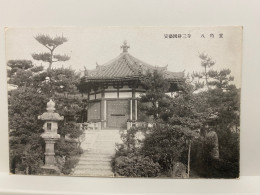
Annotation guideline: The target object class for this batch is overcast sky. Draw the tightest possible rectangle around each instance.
[5,26,242,87]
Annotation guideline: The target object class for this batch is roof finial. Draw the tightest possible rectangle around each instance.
[46,99,56,113]
[121,40,130,53]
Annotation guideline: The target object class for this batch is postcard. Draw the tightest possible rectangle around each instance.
[6,26,242,178]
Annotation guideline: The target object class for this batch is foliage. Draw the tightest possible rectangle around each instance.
[192,53,235,91]
[7,60,34,77]
[112,127,159,177]
[35,34,68,48]
[114,57,240,178]
[50,68,80,94]
[7,60,44,88]
[113,73,202,176]
[113,123,198,176]
[118,127,147,153]
[189,53,240,178]
[111,127,145,169]
[32,34,70,70]
[141,124,188,173]
[61,156,80,175]
[207,69,234,89]
[8,56,84,174]
[114,155,160,177]
[192,53,215,89]
[55,141,80,158]
[8,87,46,174]
[139,77,203,175]
[168,82,209,130]
[139,70,172,120]
[190,139,239,178]
[32,53,70,63]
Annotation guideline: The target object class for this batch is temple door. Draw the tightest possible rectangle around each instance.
[107,100,129,129]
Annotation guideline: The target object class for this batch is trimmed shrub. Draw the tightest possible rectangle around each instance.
[61,156,79,175]
[55,141,82,175]
[114,155,160,177]
[55,141,82,157]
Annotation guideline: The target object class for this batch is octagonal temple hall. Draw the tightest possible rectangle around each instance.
[78,41,184,129]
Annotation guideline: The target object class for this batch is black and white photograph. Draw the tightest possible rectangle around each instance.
[6,26,242,178]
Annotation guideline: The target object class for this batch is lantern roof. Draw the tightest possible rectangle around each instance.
[38,99,64,121]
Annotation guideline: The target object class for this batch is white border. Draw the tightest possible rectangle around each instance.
[0,0,260,194]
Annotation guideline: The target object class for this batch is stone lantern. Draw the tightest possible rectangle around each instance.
[38,99,64,173]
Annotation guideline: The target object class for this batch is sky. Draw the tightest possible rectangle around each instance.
[5,26,242,87]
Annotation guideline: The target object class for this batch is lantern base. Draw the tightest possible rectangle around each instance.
[41,165,60,175]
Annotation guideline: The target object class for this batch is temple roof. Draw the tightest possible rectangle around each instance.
[83,41,184,82]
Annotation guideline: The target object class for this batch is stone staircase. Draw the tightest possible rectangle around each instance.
[72,129,121,177]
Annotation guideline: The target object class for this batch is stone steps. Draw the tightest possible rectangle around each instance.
[78,156,112,162]
[71,129,120,177]
[75,163,111,169]
[74,165,112,170]
[80,152,114,156]
[78,160,111,165]
[73,170,114,177]
[86,150,115,154]
[80,153,112,157]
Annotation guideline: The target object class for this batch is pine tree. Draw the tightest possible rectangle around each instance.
[32,34,70,70]
[7,60,44,88]
[190,54,240,178]
[8,86,47,174]
[139,70,201,177]
[139,70,172,121]
[192,53,215,90]
[8,62,84,174]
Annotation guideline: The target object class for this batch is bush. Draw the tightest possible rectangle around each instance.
[55,141,82,174]
[112,125,188,177]
[190,138,239,178]
[55,141,82,157]
[114,155,161,177]
[210,159,239,178]
[141,124,187,174]
[115,127,149,156]
[61,156,80,175]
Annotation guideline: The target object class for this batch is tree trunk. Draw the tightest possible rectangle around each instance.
[187,140,191,178]
[48,62,52,71]
[48,50,53,71]
[205,66,209,89]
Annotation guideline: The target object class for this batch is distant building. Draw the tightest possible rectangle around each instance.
[78,41,184,129]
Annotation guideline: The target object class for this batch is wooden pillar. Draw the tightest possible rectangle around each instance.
[104,99,107,128]
[100,90,106,129]
[132,88,136,98]
[135,99,138,121]
[130,99,133,120]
